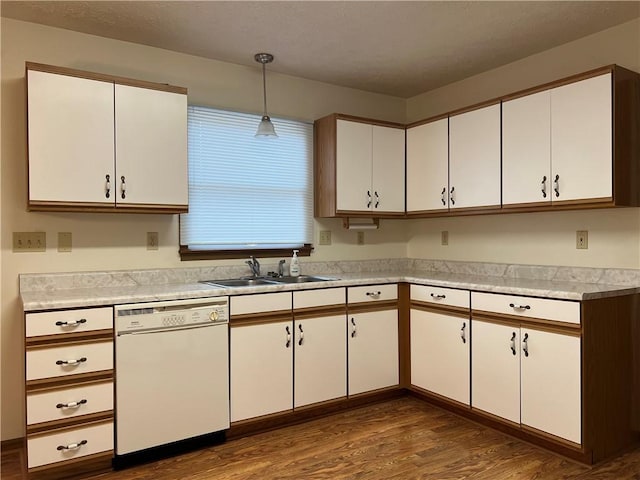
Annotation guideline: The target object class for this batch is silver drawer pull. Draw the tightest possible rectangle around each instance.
[366,291,381,299]
[57,440,87,451]
[55,318,87,327]
[56,399,88,409]
[430,293,446,300]
[56,357,87,366]
[509,303,530,310]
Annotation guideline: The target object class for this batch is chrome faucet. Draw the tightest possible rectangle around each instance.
[245,256,261,277]
[278,259,286,277]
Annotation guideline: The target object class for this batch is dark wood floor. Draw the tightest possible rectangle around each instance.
[4,397,640,479]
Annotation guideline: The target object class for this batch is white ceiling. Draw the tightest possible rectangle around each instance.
[2,1,640,98]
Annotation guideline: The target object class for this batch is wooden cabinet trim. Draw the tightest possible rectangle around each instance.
[28,201,188,214]
[293,305,346,319]
[26,417,113,440]
[26,371,114,391]
[230,313,292,327]
[26,451,114,478]
[521,423,583,450]
[347,301,398,314]
[26,62,187,95]
[410,302,470,318]
[332,113,405,129]
[471,310,581,333]
[26,330,113,347]
[27,412,113,435]
[26,377,112,395]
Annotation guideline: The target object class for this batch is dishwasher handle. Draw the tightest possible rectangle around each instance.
[117,322,225,336]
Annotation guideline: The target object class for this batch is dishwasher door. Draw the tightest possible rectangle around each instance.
[116,322,229,455]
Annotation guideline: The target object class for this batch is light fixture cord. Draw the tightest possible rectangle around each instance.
[262,62,268,116]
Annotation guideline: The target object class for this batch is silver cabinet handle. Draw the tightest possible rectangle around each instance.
[374,191,380,208]
[298,323,304,346]
[430,293,446,300]
[509,303,531,311]
[441,187,446,206]
[57,440,87,451]
[55,318,87,327]
[450,186,455,205]
[105,174,111,199]
[365,291,381,299]
[56,399,87,409]
[351,317,356,338]
[120,175,127,200]
[553,174,560,198]
[460,322,466,344]
[285,326,291,348]
[56,357,87,366]
[541,175,547,199]
[367,190,372,208]
[510,332,517,355]
[522,332,529,357]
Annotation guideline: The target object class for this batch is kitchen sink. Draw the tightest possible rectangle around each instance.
[271,275,335,284]
[201,278,279,288]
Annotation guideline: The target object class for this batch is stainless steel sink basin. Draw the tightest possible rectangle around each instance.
[201,278,279,288]
[271,275,335,284]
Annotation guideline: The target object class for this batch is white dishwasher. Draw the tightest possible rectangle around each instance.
[114,297,229,463]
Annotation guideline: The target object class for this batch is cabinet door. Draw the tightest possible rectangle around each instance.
[502,90,552,206]
[372,125,405,213]
[406,119,449,212]
[115,84,188,207]
[449,104,501,209]
[410,309,470,405]
[28,70,115,205]
[336,120,373,212]
[348,310,398,395]
[230,321,293,422]
[471,320,520,423]
[521,328,581,443]
[551,73,612,202]
[294,315,347,408]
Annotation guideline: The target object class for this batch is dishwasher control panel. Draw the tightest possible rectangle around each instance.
[115,297,229,333]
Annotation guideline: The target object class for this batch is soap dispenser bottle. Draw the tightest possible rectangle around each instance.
[290,250,300,277]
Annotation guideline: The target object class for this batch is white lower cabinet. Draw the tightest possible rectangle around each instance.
[348,309,399,395]
[230,321,293,422]
[411,308,470,405]
[294,315,347,408]
[472,320,581,443]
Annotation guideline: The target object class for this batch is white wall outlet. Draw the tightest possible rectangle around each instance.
[58,232,72,252]
[319,230,332,245]
[441,231,449,246]
[576,230,588,249]
[147,232,159,250]
[357,231,365,245]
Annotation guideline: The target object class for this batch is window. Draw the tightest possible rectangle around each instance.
[179,106,314,260]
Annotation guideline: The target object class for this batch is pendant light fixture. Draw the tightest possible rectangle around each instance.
[254,52,278,137]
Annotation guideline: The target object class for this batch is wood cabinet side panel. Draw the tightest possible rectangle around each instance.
[314,114,337,217]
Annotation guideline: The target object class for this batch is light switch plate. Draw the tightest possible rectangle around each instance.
[357,231,365,245]
[58,232,72,252]
[441,231,449,246]
[319,230,332,245]
[147,232,159,250]
[576,230,588,249]
[13,232,46,252]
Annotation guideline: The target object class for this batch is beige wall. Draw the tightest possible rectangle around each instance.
[406,18,640,269]
[0,18,407,440]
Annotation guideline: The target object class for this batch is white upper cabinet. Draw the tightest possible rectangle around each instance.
[502,90,552,206]
[406,118,449,212]
[316,115,405,217]
[336,119,373,212]
[449,104,501,210]
[114,85,188,207]
[26,63,188,213]
[28,69,115,206]
[551,73,612,202]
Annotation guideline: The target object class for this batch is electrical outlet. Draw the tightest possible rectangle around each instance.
[441,231,449,246]
[147,232,159,250]
[357,231,365,245]
[576,230,588,249]
[319,230,332,245]
[13,232,46,252]
[58,232,72,252]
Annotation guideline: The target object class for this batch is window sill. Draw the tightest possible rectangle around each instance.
[179,244,313,261]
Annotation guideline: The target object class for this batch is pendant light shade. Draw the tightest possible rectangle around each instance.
[254,52,278,138]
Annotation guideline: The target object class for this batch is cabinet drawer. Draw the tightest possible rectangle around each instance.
[27,381,113,426]
[348,284,397,304]
[27,341,113,381]
[411,285,470,309]
[27,421,113,468]
[230,292,291,316]
[26,307,113,338]
[471,292,580,325]
[293,288,345,309]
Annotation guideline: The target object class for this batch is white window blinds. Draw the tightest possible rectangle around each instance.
[180,106,314,250]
